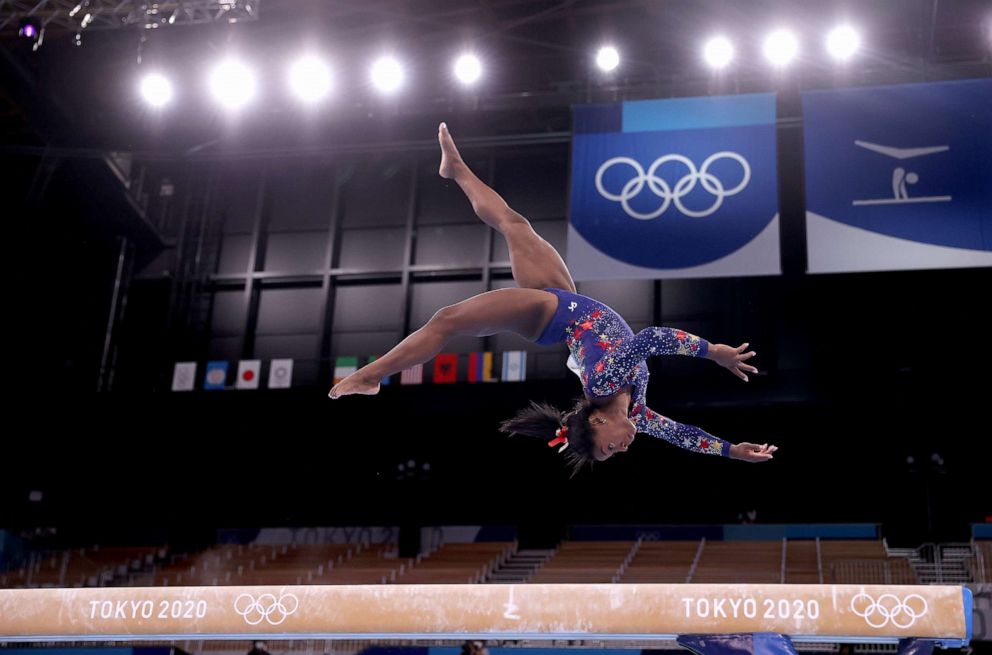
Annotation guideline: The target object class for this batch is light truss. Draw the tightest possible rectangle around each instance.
[0,0,260,34]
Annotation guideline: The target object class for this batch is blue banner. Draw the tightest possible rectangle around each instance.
[804,78,992,273]
[568,94,781,280]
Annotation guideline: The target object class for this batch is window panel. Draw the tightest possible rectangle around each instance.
[217,163,262,235]
[332,284,404,332]
[257,287,324,334]
[211,289,246,334]
[414,224,486,267]
[340,159,410,228]
[264,231,327,273]
[410,280,484,327]
[417,156,489,225]
[494,153,567,220]
[268,162,335,231]
[490,218,566,262]
[338,228,406,270]
[332,330,404,359]
[207,335,242,361]
[217,235,251,274]
[255,334,320,361]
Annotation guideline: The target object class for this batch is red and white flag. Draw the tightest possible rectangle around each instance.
[400,363,423,385]
[236,360,261,390]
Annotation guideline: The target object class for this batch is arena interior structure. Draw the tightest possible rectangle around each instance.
[1,2,990,655]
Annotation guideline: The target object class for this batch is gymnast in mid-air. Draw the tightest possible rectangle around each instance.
[330,123,778,471]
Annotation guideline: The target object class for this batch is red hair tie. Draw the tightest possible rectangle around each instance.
[548,426,569,453]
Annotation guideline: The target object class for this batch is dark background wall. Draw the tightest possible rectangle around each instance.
[4,140,987,545]
[1,0,989,544]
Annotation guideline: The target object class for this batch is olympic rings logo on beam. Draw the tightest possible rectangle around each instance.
[594,152,751,219]
[234,592,300,626]
[850,592,928,629]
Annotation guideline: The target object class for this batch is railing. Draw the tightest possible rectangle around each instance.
[612,536,643,583]
[780,538,787,584]
[886,541,978,584]
[816,537,824,584]
[686,538,706,583]
[6,539,987,589]
[831,559,916,585]
[976,541,990,584]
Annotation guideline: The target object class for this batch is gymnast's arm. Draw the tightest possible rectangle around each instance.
[638,407,777,462]
[586,328,758,397]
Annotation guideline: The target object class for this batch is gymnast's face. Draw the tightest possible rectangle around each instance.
[589,414,636,461]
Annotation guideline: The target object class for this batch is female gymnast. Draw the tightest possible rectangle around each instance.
[330,123,778,472]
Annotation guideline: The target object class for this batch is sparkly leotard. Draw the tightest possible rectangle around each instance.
[535,288,729,457]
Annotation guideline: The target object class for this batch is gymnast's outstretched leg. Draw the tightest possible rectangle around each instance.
[329,124,573,399]
[328,288,556,398]
[438,123,576,293]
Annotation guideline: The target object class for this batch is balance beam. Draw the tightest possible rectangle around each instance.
[0,584,973,647]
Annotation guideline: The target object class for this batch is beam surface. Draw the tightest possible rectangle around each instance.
[0,584,972,645]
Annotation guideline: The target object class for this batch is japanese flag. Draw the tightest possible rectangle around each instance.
[236,360,261,390]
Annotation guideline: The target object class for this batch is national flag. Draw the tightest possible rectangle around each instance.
[468,351,497,383]
[501,350,527,382]
[268,358,294,389]
[400,363,423,385]
[236,360,261,390]
[333,356,358,385]
[433,353,458,383]
[204,361,229,390]
[171,362,197,392]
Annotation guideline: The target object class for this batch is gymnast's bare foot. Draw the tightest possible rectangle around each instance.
[328,371,380,399]
[438,122,465,179]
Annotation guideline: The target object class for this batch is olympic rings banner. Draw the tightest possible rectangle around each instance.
[567,94,781,280]
[803,78,992,273]
[0,584,972,643]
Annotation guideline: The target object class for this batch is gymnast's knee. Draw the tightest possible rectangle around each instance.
[428,304,463,334]
[500,212,532,231]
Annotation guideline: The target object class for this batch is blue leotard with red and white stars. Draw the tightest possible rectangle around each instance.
[535,288,730,457]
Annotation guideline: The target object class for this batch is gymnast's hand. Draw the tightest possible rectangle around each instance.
[706,342,758,382]
[730,442,778,462]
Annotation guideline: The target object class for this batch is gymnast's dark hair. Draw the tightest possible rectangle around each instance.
[499,398,597,476]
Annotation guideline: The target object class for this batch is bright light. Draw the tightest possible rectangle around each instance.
[826,25,861,61]
[703,36,734,69]
[763,29,799,66]
[371,56,404,93]
[453,53,482,85]
[209,59,256,109]
[596,45,620,72]
[140,73,173,107]
[289,56,332,103]
[18,18,40,39]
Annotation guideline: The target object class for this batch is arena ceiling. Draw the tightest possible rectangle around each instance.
[1,0,989,153]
